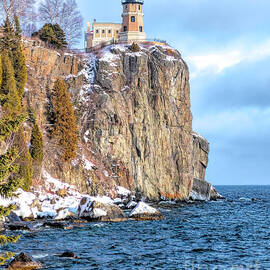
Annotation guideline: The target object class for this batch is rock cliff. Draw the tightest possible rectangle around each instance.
[22,39,219,201]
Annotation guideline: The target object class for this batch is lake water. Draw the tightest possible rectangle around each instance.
[4,186,270,269]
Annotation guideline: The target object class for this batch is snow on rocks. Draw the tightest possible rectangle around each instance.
[126,201,137,209]
[116,186,131,197]
[78,197,126,222]
[129,202,164,221]
[0,171,164,225]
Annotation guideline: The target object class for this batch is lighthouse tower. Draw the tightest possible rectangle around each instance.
[119,0,146,43]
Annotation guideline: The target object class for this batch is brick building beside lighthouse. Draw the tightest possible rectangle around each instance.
[86,0,146,50]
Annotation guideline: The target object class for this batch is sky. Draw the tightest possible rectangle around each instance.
[77,0,270,185]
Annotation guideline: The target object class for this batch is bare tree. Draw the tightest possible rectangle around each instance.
[38,0,83,48]
[0,0,38,36]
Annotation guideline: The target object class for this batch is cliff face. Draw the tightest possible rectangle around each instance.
[23,40,216,201]
[77,45,193,201]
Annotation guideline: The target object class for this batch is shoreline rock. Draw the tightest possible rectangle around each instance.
[129,202,164,221]
[78,198,127,222]
[8,252,42,270]
[190,178,225,201]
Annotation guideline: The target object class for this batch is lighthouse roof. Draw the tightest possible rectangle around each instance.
[121,0,144,4]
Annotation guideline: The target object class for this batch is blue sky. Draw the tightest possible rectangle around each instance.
[77,0,270,185]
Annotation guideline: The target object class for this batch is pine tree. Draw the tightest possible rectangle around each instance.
[13,128,33,191]
[12,41,27,98]
[0,147,22,265]
[51,78,78,161]
[30,123,44,164]
[14,15,22,40]
[32,23,67,49]
[0,18,16,52]
[0,17,29,265]
[0,55,2,87]
[0,114,26,141]
[0,50,21,118]
[52,24,67,48]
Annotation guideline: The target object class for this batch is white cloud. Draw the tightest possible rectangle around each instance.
[186,39,270,78]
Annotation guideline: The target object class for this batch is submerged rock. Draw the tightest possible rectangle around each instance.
[8,252,42,269]
[43,221,84,230]
[78,197,126,222]
[59,251,79,259]
[129,202,164,221]
[5,222,35,231]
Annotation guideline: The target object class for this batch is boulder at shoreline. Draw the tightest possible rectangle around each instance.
[8,252,42,270]
[129,202,164,221]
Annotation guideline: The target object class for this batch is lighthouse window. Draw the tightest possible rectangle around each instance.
[131,16,135,22]
[138,4,141,10]
[102,30,105,33]
[96,29,99,33]
[108,30,111,34]
[124,26,127,32]
[139,26,143,32]
[125,4,128,9]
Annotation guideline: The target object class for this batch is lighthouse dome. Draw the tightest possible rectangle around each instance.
[121,0,144,4]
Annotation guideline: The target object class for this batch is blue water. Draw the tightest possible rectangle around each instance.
[5,186,270,269]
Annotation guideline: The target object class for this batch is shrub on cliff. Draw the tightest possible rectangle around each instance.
[129,43,141,52]
[30,122,44,165]
[32,23,68,49]
[51,78,78,161]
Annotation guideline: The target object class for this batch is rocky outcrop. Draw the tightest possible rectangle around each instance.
[78,197,126,222]
[129,202,164,221]
[191,133,223,201]
[192,132,209,181]
[190,178,222,201]
[22,39,219,202]
[8,252,42,269]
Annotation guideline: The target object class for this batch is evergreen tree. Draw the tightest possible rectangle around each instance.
[0,55,2,87]
[51,24,67,48]
[0,146,21,265]
[0,114,26,141]
[12,42,27,98]
[32,23,67,49]
[0,16,30,265]
[30,122,44,164]
[13,128,33,191]
[0,18,16,52]
[14,15,22,39]
[51,78,78,161]
[0,50,21,118]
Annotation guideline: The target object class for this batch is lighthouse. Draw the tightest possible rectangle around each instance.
[119,0,146,42]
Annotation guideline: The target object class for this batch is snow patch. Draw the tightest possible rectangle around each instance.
[82,155,95,170]
[116,186,131,197]
[130,202,158,216]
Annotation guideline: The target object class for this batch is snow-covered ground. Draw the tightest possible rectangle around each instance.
[0,170,132,221]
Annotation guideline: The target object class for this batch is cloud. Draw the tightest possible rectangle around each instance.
[190,54,270,114]
[187,39,270,78]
